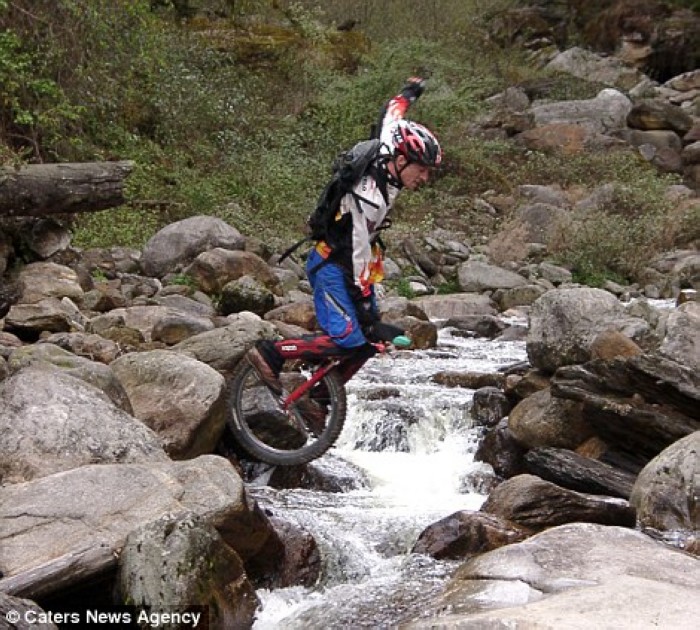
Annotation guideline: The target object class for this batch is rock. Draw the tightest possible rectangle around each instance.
[111,350,227,459]
[659,301,700,372]
[546,47,647,90]
[458,260,528,293]
[41,331,121,364]
[508,388,593,450]
[150,310,215,345]
[590,329,643,361]
[119,512,259,629]
[16,262,84,304]
[481,474,636,532]
[475,418,527,480]
[444,314,506,339]
[551,356,700,471]
[186,248,281,295]
[7,343,132,412]
[172,314,277,375]
[141,215,244,278]
[4,298,74,336]
[412,293,496,319]
[410,523,700,629]
[627,99,694,133]
[524,447,637,499]
[219,275,275,317]
[246,515,321,589]
[493,284,547,311]
[264,301,317,330]
[412,510,526,560]
[526,287,649,373]
[630,431,699,538]
[433,371,505,390]
[391,315,438,349]
[0,455,269,579]
[0,367,167,483]
[530,88,632,134]
[471,386,511,428]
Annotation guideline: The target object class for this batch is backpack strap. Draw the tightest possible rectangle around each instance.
[277,235,311,265]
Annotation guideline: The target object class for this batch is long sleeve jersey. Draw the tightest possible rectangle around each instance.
[316,82,421,303]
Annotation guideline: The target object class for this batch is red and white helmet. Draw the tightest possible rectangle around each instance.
[391,120,442,167]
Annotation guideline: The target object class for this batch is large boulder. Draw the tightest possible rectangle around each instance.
[630,431,699,543]
[0,456,264,579]
[546,47,647,90]
[412,293,496,319]
[186,248,281,295]
[140,215,245,278]
[409,523,700,629]
[111,350,227,459]
[7,343,132,413]
[527,287,649,373]
[0,367,167,484]
[119,513,259,629]
[172,314,277,375]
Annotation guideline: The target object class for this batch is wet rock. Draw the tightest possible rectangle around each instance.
[475,418,527,479]
[412,510,526,560]
[524,447,637,499]
[414,523,700,629]
[432,371,505,390]
[630,431,700,538]
[471,386,511,428]
[119,512,259,630]
[443,314,506,339]
[481,474,636,531]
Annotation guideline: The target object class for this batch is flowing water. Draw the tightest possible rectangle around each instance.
[249,322,528,629]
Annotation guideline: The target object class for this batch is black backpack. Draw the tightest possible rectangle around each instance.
[279,138,389,264]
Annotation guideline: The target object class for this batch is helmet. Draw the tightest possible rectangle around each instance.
[391,120,442,167]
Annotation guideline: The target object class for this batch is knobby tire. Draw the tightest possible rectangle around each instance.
[227,359,347,466]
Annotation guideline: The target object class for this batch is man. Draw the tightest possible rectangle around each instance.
[247,77,442,430]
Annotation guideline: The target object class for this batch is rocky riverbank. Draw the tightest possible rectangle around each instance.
[1,51,699,630]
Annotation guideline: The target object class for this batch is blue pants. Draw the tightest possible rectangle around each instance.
[306,249,368,349]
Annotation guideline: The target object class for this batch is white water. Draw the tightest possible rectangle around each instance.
[251,325,528,629]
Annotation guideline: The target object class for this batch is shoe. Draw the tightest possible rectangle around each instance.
[295,398,328,436]
[247,345,283,395]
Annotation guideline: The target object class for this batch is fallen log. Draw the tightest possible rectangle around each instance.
[524,446,637,499]
[0,161,134,217]
[0,542,120,599]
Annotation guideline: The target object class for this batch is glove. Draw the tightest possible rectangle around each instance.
[356,296,379,328]
[403,76,426,101]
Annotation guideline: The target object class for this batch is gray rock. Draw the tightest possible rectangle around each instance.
[0,367,167,484]
[659,301,700,372]
[119,512,258,629]
[0,455,253,579]
[409,523,700,629]
[141,215,244,278]
[630,431,700,536]
[111,350,227,458]
[458,261,528,293]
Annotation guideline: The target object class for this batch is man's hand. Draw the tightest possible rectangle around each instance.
[403,76,426,101]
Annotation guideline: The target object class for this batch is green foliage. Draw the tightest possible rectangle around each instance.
[436,278,461,295]
[548,176,683,284]
[2,0,695,292]
[395,278,417,299]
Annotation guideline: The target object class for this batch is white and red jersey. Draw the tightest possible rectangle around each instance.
[316,86,417,302]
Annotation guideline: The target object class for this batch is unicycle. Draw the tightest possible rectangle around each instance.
[227,323,410,466]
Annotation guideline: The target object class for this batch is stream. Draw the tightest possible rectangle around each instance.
[249,320,528,629]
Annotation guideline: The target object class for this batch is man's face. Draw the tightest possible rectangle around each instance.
[397,157,431,191]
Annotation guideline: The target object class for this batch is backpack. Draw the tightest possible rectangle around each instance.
[278,138,388,264]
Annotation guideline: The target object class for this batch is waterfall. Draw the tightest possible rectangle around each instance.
[251,326,528,628]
